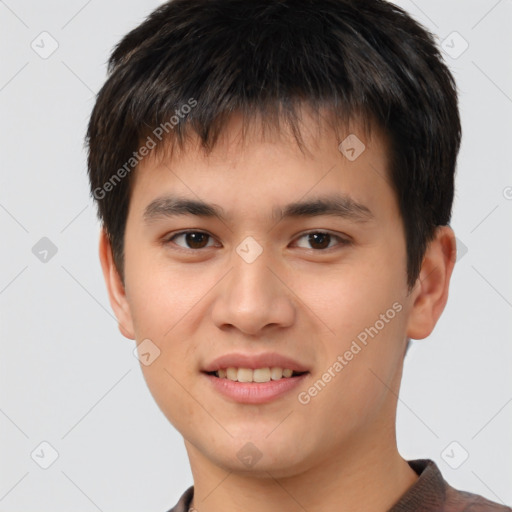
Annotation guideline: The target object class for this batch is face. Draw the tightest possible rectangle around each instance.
[103,111,434,478]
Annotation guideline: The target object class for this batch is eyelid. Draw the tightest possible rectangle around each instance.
[291,229,352,250]
[164,229,351,251]
[164,229,218,250]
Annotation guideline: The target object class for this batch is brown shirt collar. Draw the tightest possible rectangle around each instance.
[166,459,511,512]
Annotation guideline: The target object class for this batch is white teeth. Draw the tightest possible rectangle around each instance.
[237,368,253,382]
[253,368,271,382]
[214,366,299,382]
[270,367,283,380]
[226,367,238,381]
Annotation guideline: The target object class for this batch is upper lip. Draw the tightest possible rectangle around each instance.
[202,352,310,373]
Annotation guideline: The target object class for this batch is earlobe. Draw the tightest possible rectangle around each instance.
[98,228,136,340]
[406,226,457,340]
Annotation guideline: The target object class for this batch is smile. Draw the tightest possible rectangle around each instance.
[204,369,309,404]
[208,367,306,382]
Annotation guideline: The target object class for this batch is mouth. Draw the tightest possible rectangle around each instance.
[201,352,310,403]
[205,367,308,382]
[202,367,310,404]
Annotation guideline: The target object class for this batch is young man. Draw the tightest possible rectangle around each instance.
[86,0,511,510]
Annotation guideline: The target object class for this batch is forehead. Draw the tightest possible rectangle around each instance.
[129,108,396,226]
[140,104,383,169]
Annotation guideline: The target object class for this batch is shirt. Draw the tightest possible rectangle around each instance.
[165,459,511,512]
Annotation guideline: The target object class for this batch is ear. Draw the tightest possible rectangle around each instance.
[98,228,136,340]
[406,226,457,340]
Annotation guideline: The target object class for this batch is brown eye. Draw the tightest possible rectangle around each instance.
[168,231,214,249]
[307,232,331,250]
[294,231,350,250]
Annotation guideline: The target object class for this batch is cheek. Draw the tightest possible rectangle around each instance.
[294,255,404,338]
[124,246,204,339]
[140,359,200,434]
[295,251,408,409]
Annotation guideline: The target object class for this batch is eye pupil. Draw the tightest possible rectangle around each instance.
[186,232,209,249]
[309,233,330,249]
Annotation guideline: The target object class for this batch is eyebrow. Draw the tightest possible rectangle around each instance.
[143,193,375,224]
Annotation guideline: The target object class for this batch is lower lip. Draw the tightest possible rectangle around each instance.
[203,372,309,404]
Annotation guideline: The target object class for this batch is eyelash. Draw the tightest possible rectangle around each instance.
[163,230,351,252]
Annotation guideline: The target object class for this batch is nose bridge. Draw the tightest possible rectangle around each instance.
[232,243,273,300]
[230,240,276,312]
[211,239,295,334]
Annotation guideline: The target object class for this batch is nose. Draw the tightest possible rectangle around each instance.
[210,245,296,336]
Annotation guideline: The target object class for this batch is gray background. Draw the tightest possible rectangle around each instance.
[1,0,511,510]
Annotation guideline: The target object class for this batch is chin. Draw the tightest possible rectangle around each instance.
[206,434,316,477]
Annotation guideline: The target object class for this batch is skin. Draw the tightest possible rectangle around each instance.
[99,109,456,512]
